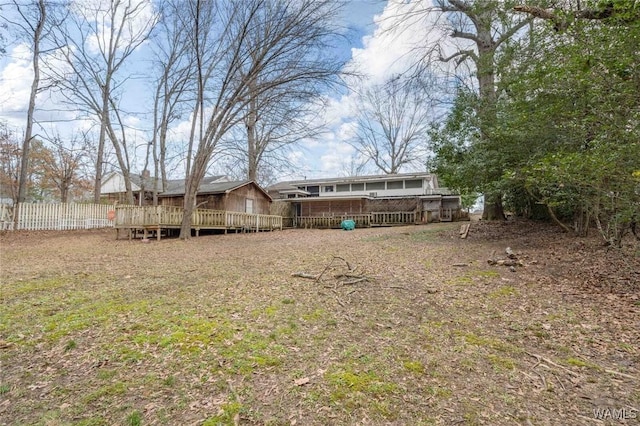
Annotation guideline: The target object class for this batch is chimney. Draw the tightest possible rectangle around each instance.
[142,169,150,179]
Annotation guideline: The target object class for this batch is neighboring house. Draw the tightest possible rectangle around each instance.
[101,171,229,205]
[101,172,272,215]
[267,172,462,225]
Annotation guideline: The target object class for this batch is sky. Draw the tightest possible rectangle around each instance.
[0,0,447,183]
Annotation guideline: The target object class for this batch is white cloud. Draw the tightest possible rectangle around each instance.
[318,140,356,176]
[303,0,447,178]
[0,44,33,125]
[0,43,78,134]
[70,0,157,57]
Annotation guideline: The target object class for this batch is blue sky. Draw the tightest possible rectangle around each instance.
[0,0,446,182]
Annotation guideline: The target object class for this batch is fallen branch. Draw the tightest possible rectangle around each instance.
[535,370,547,390]
[388,285,408,290]
[526,352,580,377]
[604,369,638,381]
[291,272,318,280]
[332,255,354,272]
[292,256,373,287]
[334,273,364,279]
[342,277,368,285]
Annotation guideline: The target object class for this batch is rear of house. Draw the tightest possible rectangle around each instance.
[267,172,464,228]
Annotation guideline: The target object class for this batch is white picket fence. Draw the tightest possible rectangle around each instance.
[0,204,13,230]
[1,203,117,231]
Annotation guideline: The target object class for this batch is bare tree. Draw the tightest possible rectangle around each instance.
[221,88,330,184]
[349,76,433,174]
[230,0,345,184]
[0,126,58,204]
[42,133,92,202]
[178,0,344,239]
[47,0,158,204]
[147,2,195,204]
[0,123,20,204]
[1,0,47,206]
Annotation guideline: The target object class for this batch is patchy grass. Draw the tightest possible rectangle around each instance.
[0,223,638,425]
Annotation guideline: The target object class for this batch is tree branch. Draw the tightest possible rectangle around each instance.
[451,29,479,42]
[440,49,478,65]
[513,3,636,31]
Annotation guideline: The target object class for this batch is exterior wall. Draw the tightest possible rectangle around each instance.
[298,199,366,216]
[159,184,271,214]
[273,175,439,200]
[101,173,141,194]
[103,192,142,205]
[422,198,442,222]
[313,177,434,199]
[442,196,463,220]
[223,185,270,214]
[160,196,183,208]
[297,198,420,217]
[366,198,419,213]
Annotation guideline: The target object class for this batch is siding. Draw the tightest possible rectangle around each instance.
[300,200,366,216]
[159,183,271,215]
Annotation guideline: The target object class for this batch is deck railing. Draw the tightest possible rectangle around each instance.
[115,205,282,231]
[371,211,417,225]
[298,214,372,229]
[296,211,418,228]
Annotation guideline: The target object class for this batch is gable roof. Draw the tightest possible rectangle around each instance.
[129,174,227,191]
[100,172,271,201]
[158,179,272,201]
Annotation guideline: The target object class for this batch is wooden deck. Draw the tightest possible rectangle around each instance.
[297,211,418,229]
[115,205,283,240]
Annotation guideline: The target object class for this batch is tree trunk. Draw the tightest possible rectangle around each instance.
[482,192,505,220]
[60,185,69,203]
[17,0,46,205]
[246,87,258,182]
[179,154,207,239]
[476,35,504,219]
[93,88,110,204]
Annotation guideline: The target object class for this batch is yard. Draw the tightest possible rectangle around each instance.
[0,220,638,425]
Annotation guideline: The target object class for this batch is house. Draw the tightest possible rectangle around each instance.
[101,171,228,205]
[100,172,272,215]
[267,172,463,227]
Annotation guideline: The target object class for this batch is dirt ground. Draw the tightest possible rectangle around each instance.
[0,220,638,425]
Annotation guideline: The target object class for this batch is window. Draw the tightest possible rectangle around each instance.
[306,185,319,196]
[366,181,385,191]
[351,183,364,191]
[336,184,350,192]
[323,185,334,192]
[405,179,423,189]
[245,199,254,214]
[387,180,403,190]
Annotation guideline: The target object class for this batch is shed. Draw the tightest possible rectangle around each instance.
[158,180,272,215]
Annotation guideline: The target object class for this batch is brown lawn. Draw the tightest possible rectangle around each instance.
[0,220,638,425]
